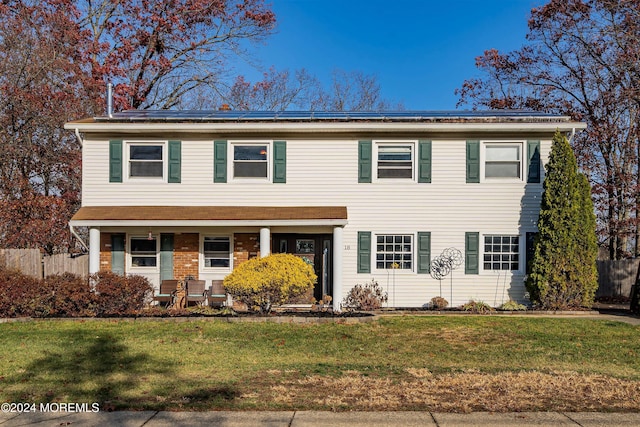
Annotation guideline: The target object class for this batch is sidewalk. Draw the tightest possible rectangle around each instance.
[3,410,640,426]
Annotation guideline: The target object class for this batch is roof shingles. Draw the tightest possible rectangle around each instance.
[71,206,348,222]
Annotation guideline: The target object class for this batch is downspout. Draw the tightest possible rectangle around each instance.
[74,128,83,147]
[71,128,86,251]
[568,127,576,144]
[69,224,89,252]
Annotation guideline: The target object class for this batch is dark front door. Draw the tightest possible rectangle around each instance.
[273,234,332,302]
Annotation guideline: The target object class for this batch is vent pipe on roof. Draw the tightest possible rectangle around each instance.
[107,83,114,118]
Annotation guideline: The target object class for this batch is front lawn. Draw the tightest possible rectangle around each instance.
[1,316,639,412]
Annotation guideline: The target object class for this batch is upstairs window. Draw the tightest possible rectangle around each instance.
[129,144,163,178]
[233,144,268,179]
[484,144,521,179]
[377,144,413,179]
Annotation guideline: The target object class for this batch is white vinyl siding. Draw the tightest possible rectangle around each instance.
[83,137,550,307]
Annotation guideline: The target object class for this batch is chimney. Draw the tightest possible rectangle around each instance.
[107,83,114,118]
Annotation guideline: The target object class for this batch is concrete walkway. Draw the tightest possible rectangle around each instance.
[2,410,640,426]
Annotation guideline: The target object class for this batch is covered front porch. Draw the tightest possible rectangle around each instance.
[69,206,348,311]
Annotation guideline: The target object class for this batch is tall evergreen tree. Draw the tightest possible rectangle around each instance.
[526,131,598,309]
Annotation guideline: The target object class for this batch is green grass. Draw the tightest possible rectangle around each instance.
[1,316,639,411]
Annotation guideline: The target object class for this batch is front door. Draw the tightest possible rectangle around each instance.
[273,234,332,302]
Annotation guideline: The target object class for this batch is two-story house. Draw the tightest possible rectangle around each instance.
[65,110,586,311]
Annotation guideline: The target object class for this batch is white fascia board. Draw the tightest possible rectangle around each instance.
[69,219,349,227]
[65,121,587,134]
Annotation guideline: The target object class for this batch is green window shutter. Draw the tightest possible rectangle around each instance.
[357,231,371,273]
[111,234,125,275]
[527,140,541,183]
[417,232,431,274]
[465,232,479,274]
[466,140,480,183]
[168,140,181,183]
[214,140,227,183]
[418,140,432,183]
[109,140,123,183]
[160,234,174,281]
[358,140,372,183]
[273,140,287,183]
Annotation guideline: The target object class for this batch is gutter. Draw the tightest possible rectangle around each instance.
[63,121,589,135]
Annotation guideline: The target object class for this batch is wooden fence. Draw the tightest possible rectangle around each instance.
[596,259,639,298]
[0,248,42,278]
[0,249,88,279]
[43,253,88,277]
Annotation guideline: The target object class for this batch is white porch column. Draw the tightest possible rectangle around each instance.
[259,227,271,257]
[89,227,101,275]
[332,226,344,312]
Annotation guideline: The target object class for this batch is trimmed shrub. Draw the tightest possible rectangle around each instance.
[343,279,388,311]
[0,268,44,317]
[223,253,316,313]
[44,273,95,317]
[93,271,154,316]
[430,296,449,310]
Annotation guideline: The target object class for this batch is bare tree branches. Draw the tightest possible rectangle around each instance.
[457,0,640,259]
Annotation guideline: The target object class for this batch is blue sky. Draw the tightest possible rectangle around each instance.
[236,0,544,110]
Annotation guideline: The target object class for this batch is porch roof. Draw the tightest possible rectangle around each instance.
[70,206,348,227]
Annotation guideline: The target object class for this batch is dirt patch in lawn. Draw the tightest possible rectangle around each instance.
[248,370,640,412]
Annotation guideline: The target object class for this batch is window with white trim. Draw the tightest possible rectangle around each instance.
[130,236,158,267]
[203,236,231,268]
[376,234,413,270]
[233,144,268,179]
[128,144,164,178]
[484,144,521,179]
[376,143,414,179]
[483,235,519,271]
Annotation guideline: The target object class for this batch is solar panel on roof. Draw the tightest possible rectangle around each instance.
[94,109,568,122]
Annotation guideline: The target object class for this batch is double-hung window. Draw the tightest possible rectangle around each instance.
[130,236,158,267]
[129,144,164,178]
[376,144,414,179]
[483,235,519,271]
[376,234,413,270]
[233,144,268,179]
[203,237,231,268]
[484,144,521,179]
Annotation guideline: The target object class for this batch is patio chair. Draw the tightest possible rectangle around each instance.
[208,280,227,307]
[186,279,207,306]
[153,279,178,307]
